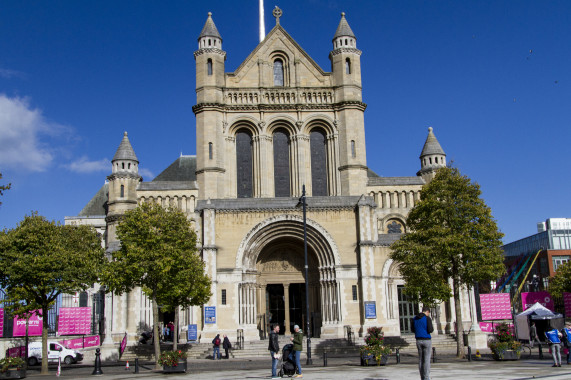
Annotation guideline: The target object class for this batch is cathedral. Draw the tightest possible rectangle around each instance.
[66,9,482,349]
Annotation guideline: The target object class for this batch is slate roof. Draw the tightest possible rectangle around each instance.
[78,183,108,216]
[333,12,356,39]
[138,155,198,191]
[198,12,222,40]
[368,176,425,186]
[112,132,138,162]
[420,127,445,157]
[377,233,402,246]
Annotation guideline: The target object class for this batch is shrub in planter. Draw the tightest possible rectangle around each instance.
[158,350,187,371]
[360,326,391,366]
[0,357,26,379]
[488,323,522,360]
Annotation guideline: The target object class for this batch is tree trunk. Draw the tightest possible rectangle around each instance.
[41,306,49,375]
[152,293,161,370]
[453,278,465,358]
[173,308,179,351]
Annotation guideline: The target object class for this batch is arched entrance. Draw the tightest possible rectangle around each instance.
[236,215,342,339]
[256,239,319,335]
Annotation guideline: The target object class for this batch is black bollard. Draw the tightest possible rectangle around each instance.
[467,346,472,362]
[134,358,139,374]
[538,344,543,359]
[92,348,103,376]
[432,347,436,363]
[323,351,327,367]
[396,348,400,364]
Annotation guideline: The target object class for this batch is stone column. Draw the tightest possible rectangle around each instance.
[284,284,290,334]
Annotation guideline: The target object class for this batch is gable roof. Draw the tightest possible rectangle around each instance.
[78,183,108,216]
[230,24,328,79]
[152,155,196,182]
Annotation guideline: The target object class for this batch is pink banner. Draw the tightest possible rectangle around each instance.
[59,335,100,349]
[478,322,514,334]
[13,310,43,337]
[0,308,4,338]
[120,333,127,356]
[58,307,92,335]
[521,291,554,311]
[564,292,571,316]
[479,293,512,320]
[6,346,26,358]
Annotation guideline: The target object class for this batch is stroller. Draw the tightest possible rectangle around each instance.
[278,344,297,377]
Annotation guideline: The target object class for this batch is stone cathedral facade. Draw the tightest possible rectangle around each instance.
[67,9,482,348]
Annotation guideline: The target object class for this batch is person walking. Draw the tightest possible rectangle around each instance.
[268,324,280,379]
[222,334,232,359]
[212,334,222,360]
[290,324,303,378]
[530,322,541,348]
[411,306,434,380]
[545,326,562,367]
[562,323,571,364]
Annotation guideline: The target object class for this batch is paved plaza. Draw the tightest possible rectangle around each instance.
[24,356,571,379]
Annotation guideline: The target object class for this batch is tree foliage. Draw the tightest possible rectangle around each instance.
[0,172,10,207]
[390,167,505,357]
[101,203,211,365]
[548,261,571,298]
[0,213,105,374]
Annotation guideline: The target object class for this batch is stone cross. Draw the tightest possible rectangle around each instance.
[273,6,282,25]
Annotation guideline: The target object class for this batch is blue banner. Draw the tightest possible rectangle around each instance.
[364,301,376,319]
[205,306,216,324]
[187,324,198,341]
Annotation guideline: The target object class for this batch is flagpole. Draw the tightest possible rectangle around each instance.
[259,0,265,42]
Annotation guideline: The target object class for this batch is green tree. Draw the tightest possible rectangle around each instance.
[390,167,505,358]
[0,213,105,374]
[101,203,211,367]
[0,172,10,206]
[548,261,571,298]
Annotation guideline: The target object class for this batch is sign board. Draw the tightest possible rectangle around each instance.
[59,335,100,349]
[521,291,554,311]
[13,310,42,337]
[479,293,512,320]
[479,322,514,334]
[205,306,216,324]
[564,292,571,316]
[364,301,376,319]
[187,324,198,341]
[58,307,92,335]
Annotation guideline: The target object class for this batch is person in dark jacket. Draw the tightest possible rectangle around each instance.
[411,306,434,380]
[290,324,303,377]
[222,334,232,359]
[212,334,221,360]
[268,324,280,379]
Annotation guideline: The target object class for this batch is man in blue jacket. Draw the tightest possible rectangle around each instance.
[411,306,434,380]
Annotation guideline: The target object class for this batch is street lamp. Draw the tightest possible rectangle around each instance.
[297,184,313,365]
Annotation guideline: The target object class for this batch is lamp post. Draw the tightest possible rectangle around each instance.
[298,184,313,365]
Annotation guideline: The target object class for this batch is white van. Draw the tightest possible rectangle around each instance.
[27,342,83,366]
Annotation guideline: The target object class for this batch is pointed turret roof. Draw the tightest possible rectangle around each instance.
[198,12,222,40]
[333,12,355,39]
[420,127,445,157]
[112,132,138,162]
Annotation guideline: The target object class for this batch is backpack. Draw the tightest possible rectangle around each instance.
[215,338,220,346]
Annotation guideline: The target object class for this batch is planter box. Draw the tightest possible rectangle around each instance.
[494,349,520,361]
[163,359,187,373]
[0,369,26,379]
[361,354,389,366]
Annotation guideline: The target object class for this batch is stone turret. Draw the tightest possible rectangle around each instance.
[106,132,141,251]
[417,127,446,182]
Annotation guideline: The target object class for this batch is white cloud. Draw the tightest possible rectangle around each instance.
[139,167,154,180]
[0,94,64,172]
[66,157,110,173]
[0,67,24,79]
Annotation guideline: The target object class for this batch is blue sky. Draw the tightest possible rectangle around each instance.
[0,0,569,243]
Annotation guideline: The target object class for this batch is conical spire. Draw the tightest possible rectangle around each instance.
[420,127,445,157]
[333,12,355,39]
[198,12,222,41]
[112,132,138,162]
